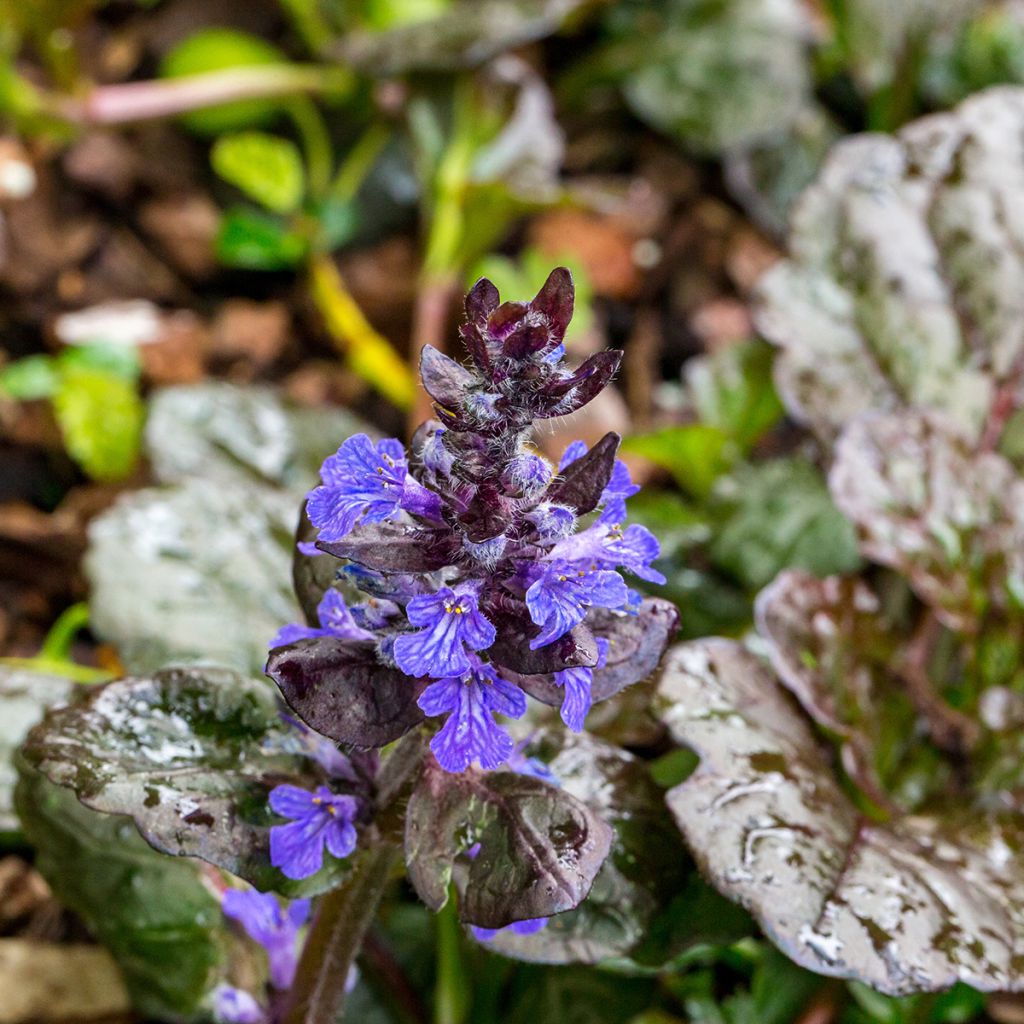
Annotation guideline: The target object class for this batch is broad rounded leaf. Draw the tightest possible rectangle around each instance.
[211,132,305,214]
[266,637,426,748]
[755,88,1024,445]
[829,410,1024,631]
[513,598,679,708]
[656,639,1024,995]
[21,665,354,895]
[405,761,612,929]
[481,730,742,966]
[146,383,368,496]
[86,478,299,675]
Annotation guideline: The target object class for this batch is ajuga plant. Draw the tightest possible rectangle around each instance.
[20,268,685,1024]
[651,87,1024,1001]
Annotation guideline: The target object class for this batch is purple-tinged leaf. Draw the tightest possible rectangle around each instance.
[405,760,612,929]
[266,637,426,748]
[488,616,598,675]
[530,267,574,340]
[514,599,679,708]
[487,301,531,340]
[293,503,337,626]
[546,431,620,515]
[465,277,500,323]
[317,523,458,572]
[502,322,553,360]
[420,346,477,411]
[537,351,622,415]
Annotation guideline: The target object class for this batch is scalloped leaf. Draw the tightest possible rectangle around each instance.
[755,88,1024,445]
[829,410,1024,631]
[20,665,355,896]
[479,729,746,966]
[656,638,1024,996]
[404,760,612,929]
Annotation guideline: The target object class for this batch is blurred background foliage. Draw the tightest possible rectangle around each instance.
[2,0,1024,1022]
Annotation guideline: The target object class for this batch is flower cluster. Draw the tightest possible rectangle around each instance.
[264,268,668,877]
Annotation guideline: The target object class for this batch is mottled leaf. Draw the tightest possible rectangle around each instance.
[755,88,1024,445]
[145,382,368,496]
[337,0,599,75]
[0,668,74,835]
[405,760,612,929]
[481,730,743,966]
[513,598,679,708]
[588,0,812,154]
[266,637,425,748]
[656,638,1024,995]
[488,617,598,676]
[829,410,1024,631]
[15,763,243,1021]
[86,478,299,675]
[21,665,354,895]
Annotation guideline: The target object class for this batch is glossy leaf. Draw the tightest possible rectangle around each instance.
[21,665,354,895]
[266,636,426,748]
[755,88,1024,446]
[657,638,1024,995]
[216,207,308,270]
[405,760,612,929]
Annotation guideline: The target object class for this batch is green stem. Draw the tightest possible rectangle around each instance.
[0,656,112,685]
[40,602,90,661]
[287,97,333,202]
[283,843,401,1024]
[433,897,469,1024]
[276,0,335,55]
[330,122,390,205]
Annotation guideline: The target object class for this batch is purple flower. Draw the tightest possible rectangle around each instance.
[212,986,264,1024]
[553,638,609,732]
[550,501,665,584]
[269,785,359,880]
[221,889,310,990]
[501,454,552,496]
[306,434,442,542]
[507,739,560,786]
[270,590,374,650]
[526,502,576,540]
[393,587,496,678]
[418,659,527,772]
[281,714,357,781]
[525,563,628,648]
[472,918,549,942]
[422,425,455,476]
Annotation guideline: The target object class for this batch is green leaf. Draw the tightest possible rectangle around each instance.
[684,340,784,455]
[20,665,354,896]
[160,29,287,136]
[58,341,141,380]
[52,365,143,481]
[216,206,308,269]
[405,759,613,928]
[623,424,735,500]
[212,132,306,214]
[0,667,75,836]
[0,354,58,399]
[15,761,237,1021]
[710,457,861,590]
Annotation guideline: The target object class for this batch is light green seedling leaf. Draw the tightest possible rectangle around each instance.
[623,424,735,501]
[52,366,143,481]
[160,28,287,136]
[0,354,58,399]
[212,132,306,214]
[58,341,141,380]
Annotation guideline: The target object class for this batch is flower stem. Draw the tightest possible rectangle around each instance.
[282,842,401,1024]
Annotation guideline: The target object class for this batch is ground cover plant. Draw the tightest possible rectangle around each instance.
[10,3,1024,1024]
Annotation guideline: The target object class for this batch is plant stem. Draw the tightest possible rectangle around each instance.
[433,897,469,1024]
[282,842,401,1024]
[287,98,333,202]
[308,253,416,410]
[46,65,352,125]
